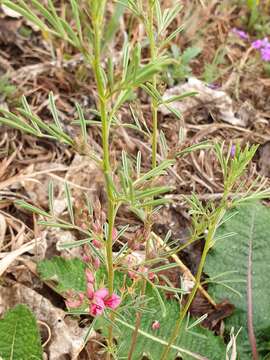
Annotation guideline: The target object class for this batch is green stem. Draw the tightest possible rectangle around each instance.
[92,12,114,297]
[159,228,213,360]
[127,280,147,360]
[159,197,228,360]
[127,3,158,358]
[92,7,115,357]
[148,3,158,169]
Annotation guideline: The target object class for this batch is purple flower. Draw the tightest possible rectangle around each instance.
[251,37,269,49]
[261,46,270,61]
[230,145,236,158]
[252,37,270,62]
[232,28,249,40]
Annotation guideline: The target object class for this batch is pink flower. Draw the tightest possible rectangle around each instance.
[148,272,155,281]
[104,293,121,310]
[82,254,91,263]
[90,296,106,316]
[65,292,84,309]
[89,288,121,316]
[152,320,160,330]
[92,220,102,234]
[95,288,109,299]
[92,239,102,248]
[85,269,95,284]
[128,271,138,280]
[93,257,101,269]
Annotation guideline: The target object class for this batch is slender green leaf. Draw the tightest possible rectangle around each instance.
[64,182,74,224]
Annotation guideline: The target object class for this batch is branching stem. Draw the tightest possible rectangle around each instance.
[160,194,229,360]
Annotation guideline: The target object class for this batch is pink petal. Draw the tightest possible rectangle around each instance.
[85,269,95,284]
[92,221,101,233]
[90,297,105,316]
[86,283,95,300]
[93,257,101,269]
[112,227,118,241]
[152,320,160,330]
[82,255,91,263]
[92,239,102,248]
[148,272,155,281]
[65,293,84,308]
[104,293,121,310]
[128,271,138,280]
[95,288,109,300]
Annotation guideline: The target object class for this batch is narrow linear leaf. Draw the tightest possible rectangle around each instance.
[64,182,74,224]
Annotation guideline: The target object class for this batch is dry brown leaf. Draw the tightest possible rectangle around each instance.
[0,239,40,276]
[159,78,246,126]
[22,163,66,208]
[0,213,6,249]
[258,141,270,177]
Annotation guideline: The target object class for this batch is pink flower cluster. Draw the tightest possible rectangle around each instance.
[65,269,121,317]
[252,37,270,62]
[86,269,121,316]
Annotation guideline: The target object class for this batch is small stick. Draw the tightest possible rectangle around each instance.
[151,231,217,308]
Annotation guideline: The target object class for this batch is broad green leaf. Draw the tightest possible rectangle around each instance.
[205,202,270,359]
[37,256,87,292]
[0,304,42,360]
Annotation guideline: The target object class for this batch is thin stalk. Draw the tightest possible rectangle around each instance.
[159,227,214,360]
[127,3,158,358]
[148,3,158,169]
[91,5,115,357]
[92,6,114,297]
[127,280,147,360]
[159,196,229,360]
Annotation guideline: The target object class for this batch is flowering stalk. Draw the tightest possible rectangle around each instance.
[91,1,116,355]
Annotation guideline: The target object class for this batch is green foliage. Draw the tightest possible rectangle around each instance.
[205,202,270,359]
[0,304,42,360]
[242,0,270,36]
[247,0,259,29]
[202,47,228,84]
[37,256,87,293]
[0,75,16,100]
[166,45,202,84]
[97,286,226,360]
